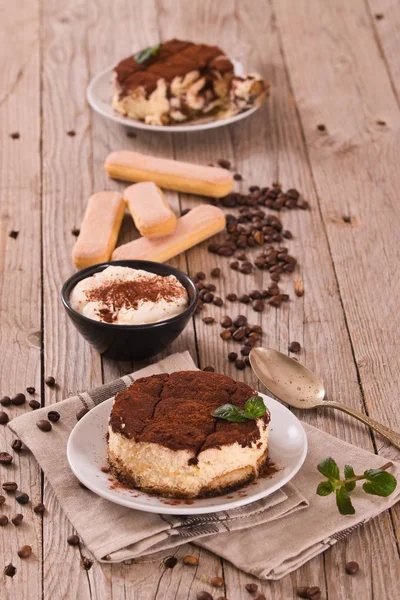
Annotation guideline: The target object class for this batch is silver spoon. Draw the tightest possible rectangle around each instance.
[249,346,400,450]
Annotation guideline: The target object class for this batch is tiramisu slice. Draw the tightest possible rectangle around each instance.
[107,371,270,498]
[112,39,269,125]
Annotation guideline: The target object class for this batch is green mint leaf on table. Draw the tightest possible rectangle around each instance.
[134,44,161,64]
[243,396,266,419]
[316,481,334,496]
[362,469,397,497]
[317,459,397,514]
[344,465,356,492]
[317,457,340,481]
[212,396,266,423]
[212,404,247,423]
[336,486,355,515]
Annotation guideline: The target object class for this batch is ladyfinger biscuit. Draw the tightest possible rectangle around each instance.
[105,150,233,198]
[72,191,125,269]
[124,182,177,239]
[112,205,226,262]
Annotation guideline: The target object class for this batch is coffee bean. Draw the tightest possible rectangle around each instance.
[183,554,199,566]
[36,419,52,432]
[234,173,243,181]
[252,299,264,312]
[208,242,219,253]
[202,292,214,303]
[205,283,218,293]
[164,555,178,568]
[239,294,250,304]
[249,290,261,300]
[12,513,24,526]
[375,12,384,19]
[298,200,309,209]
[18,545,32,559]
[203,366,215,372]
[233,327,246,341]
[33,503,46,515]
[45,376,56,387]
[211,267,221,278]
[0,496,5,505]
[29,400,41,410]
[11,440,23,452]
[47,411,60,422]
[11,393,26,406]
[230,260,239,270]
[268,295,282,307]
[2,482,17,492]
[345,561,359,575]
[0,515,9,525]
[211,576,224,587]
[221,316,233,328]
[217,158,231,169]
[228,352,238,362]
[16,492,29,505]
[0,411,9,425]
[249,325,263,334]
[10,131,20,139]
[81,556,93,570]
[289,341,301,353]
[67,130,76,137]
[233,315,247,327]
[0,396,11,406]
[0,452,13,465]
[235,359,246,370]
[226,293,237,301]
[317,123,326,131]
[197,592,213,600]
[4,563,16,577]
[67,534,80,546]
[9,230,19,239]
[235,251,247,260]
[26,387,35,394]
[71,227,80,236]
[282,229,292,239]
[213,297,224,307]
[220,330,232,341]
[254,595,266,600]
[240,264,253,274]
[202,317,215,324]
[76,407,89,421]
[296,588,310,599]
[195,271,206,281]
[217,246,234,256]
[245,583,258,593]
[306,587,321,600]
[240,346,251,356]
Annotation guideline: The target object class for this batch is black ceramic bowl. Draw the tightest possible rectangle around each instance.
[61,260,198,361]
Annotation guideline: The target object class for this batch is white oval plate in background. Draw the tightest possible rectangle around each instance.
[67,392,307,515]
[87,59,262,133]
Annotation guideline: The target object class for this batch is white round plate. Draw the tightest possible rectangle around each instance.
[87,59,261,133]
[67,392,307,515]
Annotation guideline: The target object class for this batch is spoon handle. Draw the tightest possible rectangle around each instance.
[326,401,400,450]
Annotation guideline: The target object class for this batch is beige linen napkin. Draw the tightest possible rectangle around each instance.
[8,351,400,580]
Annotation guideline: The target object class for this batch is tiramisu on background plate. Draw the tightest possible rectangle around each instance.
[112,38,269,125]
[107,371,271,498]
[69,265,188,325]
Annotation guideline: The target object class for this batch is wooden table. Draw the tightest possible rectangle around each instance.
[2,0,400,598]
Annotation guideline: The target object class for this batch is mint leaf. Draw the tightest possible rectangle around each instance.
[317,481,334,496]
[243,396,266,419]
[362,470,397,497]
[317,457,340,481]
[134,44,161,64]
[344,465,356,492]
[336,486,355,515]
[212,404,247,423]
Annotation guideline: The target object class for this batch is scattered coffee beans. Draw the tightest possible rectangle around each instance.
[2,482,18,492]
[254,595,266,600]
[11,393,26,406]
[76,407,89,421]
[29,400,41,410]
[36,419,52,432]
[306,587,321,600]
[289,341,301,353]
[47,411,60,422]
[82,556,93,570]
[220,330,232,341]
[183,555,199,566]
[345,561,359,575]
[16,492,29,505]
[245,583,258,593]
[0,452,13,465]
[294,279,304,297]
[0,411,9,424]
[67,534,80,546]
[26,387,35,394]
[71,227,80,237]
[11,440,23,452]
[217,158,231,169]
[211,267,221,278]
[45,376,56,387]
[0,495,5,505]
[163,556,178,568]
[18,545,32,559]
[4,563,16,577]
[203,366,215,372]
[228,352,238,362]
[12,513,24,526]
[197,593,213,600]
[202,317,215,324]
[226,293,237,301]
[211,576,224,587]
[235,358,246,370]
[0,515,9,526]
[0,396,11,406]
[9,230,19,239]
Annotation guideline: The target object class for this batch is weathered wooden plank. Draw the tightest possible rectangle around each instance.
[0,2,42,599]
[40,0,103,597]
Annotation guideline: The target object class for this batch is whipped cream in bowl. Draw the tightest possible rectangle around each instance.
[69,265,189,325]
[61,260,198,360]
